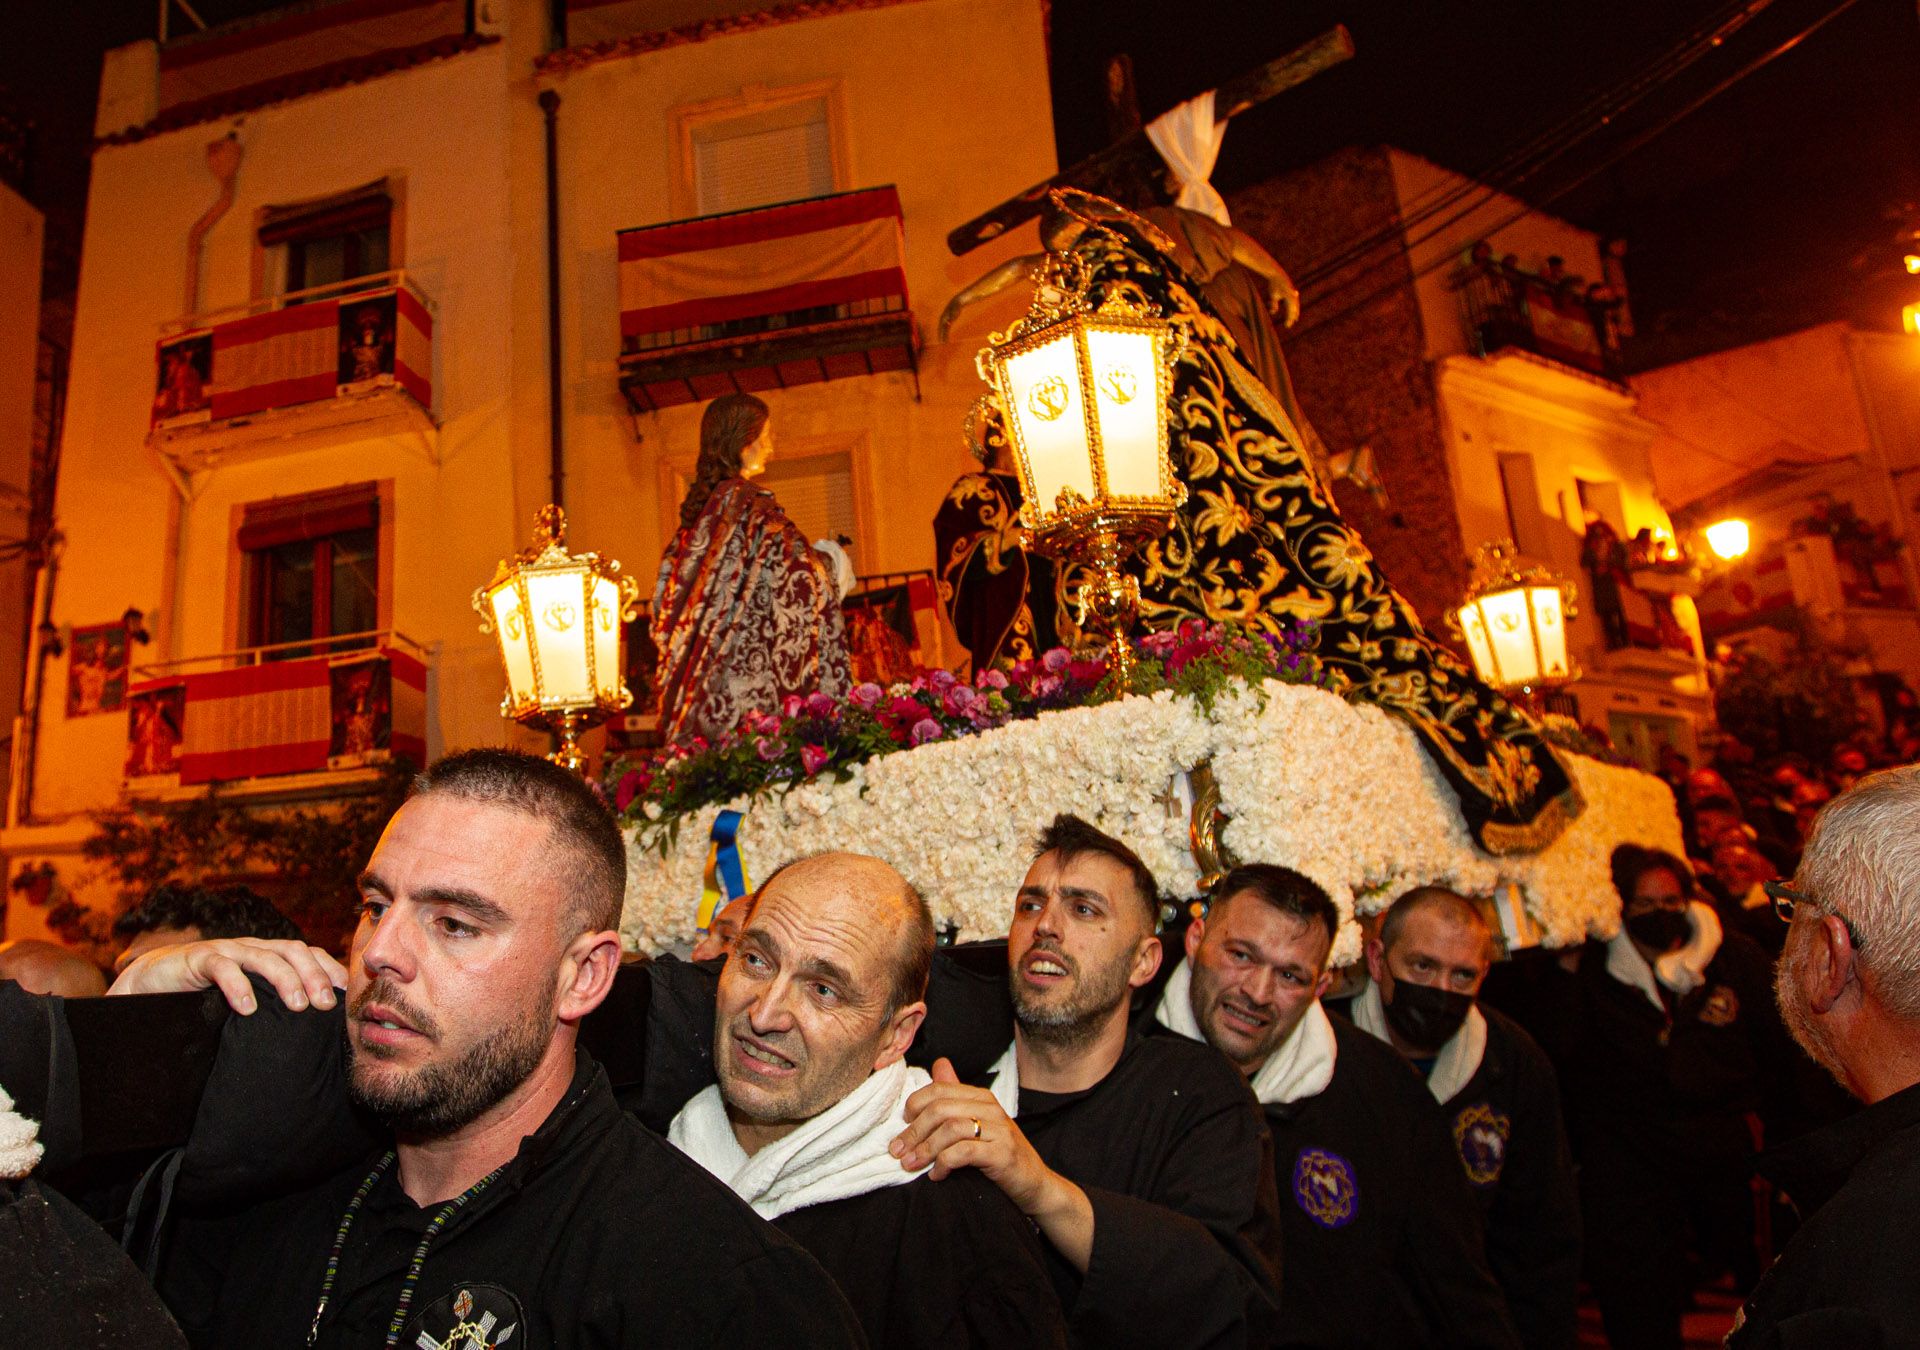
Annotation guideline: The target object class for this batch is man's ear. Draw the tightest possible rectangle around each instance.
[1129,933,1164,989]
[557,930,622,1023]
[1364,936,1387,987]
[874,1000,927,1071]
[1184,914,1206,963]
[1313,967,1335,1001]
[1808,915,1857,1015]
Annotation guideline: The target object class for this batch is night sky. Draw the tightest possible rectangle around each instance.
[6,0,1919,371]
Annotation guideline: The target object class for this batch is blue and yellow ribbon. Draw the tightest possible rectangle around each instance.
[696,809,750,931]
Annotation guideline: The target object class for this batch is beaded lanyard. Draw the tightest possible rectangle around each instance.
[306,1150,507,1348]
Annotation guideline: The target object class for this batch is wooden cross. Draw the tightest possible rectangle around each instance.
[946,26,1357,257]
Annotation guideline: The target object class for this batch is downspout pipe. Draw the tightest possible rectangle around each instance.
[184,132,241,316]
[539,89,565,512]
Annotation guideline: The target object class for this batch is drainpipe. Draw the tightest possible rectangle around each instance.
[539,89,565,512]
[9,530,64,830]
[184,132,242,316]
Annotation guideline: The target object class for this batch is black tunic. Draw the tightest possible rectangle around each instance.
[776,1171,1068,1350]
[986,1029,1284,1350]
[157,1051,866,1349]
[1730,1080,1920,1348]
[1330,996,1581,1350]
[1255,1016,1521,1349]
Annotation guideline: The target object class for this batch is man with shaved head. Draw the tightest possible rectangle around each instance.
[670,851,1067,1348]
[1337,886,1580,1349]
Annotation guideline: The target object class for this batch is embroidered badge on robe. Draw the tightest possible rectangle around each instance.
[1700,985,1740,1027]
[1292,1147,1359,1229]
[1453,1102,1512,1187]
[406,1282,524,1350]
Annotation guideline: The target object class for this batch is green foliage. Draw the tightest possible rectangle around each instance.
[1714,612,1864,761]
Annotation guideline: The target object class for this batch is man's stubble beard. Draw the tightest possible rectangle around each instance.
[1011,942,1138,1053]
[346,983,556,1138]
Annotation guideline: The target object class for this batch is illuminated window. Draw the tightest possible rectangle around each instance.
[239,483,382,657]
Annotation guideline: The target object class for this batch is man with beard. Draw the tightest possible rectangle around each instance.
[668,852,1067,1348]
[892,814,1282,1348]
[1334,887,1580,1349]
[1525,845,1790,1350]
[1731,766,1920,1347]
[124,749,861,1348]
[1150,863,1518,1348]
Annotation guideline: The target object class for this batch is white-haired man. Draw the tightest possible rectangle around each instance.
[1731,765,1920,1346]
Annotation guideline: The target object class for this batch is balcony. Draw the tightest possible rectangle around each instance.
[149,272,434,473]
[617,188,918,415]
[124,631,429,795]
[1699,533,1914,640]
[1458,257,1624,384]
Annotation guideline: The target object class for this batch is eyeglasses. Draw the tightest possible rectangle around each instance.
[1764,879,1864,950]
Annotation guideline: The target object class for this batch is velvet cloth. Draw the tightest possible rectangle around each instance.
[652,477,849,746]
[934,469,1072,670]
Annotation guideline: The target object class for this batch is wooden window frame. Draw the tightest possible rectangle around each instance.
[250,178,407,302]
[229,481,395,656]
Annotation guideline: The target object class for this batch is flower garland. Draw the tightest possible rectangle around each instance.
[610,627,1683,960]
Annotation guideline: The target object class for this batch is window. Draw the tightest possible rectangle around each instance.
[238,483,381,658]
[676,85,843,219]
[760,450,858,560]
[260,182,391,298]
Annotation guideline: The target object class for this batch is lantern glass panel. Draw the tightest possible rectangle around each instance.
[1004,335,1096,516]
[1084,327,1161,499]
[488,584,538,706]
[1456,601,1498,684]
[1479,587,1539,686]
[588,573,624,705]
[525,569,592,706]
[1529,585,1569,678]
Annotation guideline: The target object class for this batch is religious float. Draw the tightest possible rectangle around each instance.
[588,175,1687,962]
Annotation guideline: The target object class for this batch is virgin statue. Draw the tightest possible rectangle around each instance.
[652,394,850,746]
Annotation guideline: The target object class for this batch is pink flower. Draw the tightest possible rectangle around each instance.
[1041,648,1071,674]
[754,737,782,761]
[977,668,1009,691]
[849,682,884,710]
[940,684,978,717]
[1067,659,1107,687]
[800,744,831,776]
[887,695,926,724]
[1034,673,1064,698]
[781,694,805,719]
[910,718,943,746]
[804,691,838,719]
[929,667,958,693]
[615,770,646,812]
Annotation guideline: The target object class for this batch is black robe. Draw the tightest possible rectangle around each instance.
[157,1051,864,1349]
[1329,996,1581,1350]
[776,1171,1067,1350]
[1250,1016,1520,1349]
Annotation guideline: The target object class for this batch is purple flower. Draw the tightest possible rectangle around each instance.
[910,718,943,746]
[940,684,978,717]
[977,668,1009,691]
[754,736,782,761]
[929,668,958,693]
[804,691,838,719]
[1041,648,1071,674]
[849,681,884,710]
[1034,673,1064,698]
[800,744,831,776]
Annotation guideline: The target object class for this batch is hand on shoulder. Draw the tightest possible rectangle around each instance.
[109,937,345,1016]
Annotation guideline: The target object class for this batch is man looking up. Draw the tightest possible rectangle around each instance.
[1160,863,1519,1349]
[1338,887,1580,1349]
[670,852,1067,1348]
[1732,765,1920,1344]
[893,814,1282,1349]
[130,749,860,1349]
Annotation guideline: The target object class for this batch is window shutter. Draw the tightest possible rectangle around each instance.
[693,107,834,216]
[259,182,391,246]
[238,482,380,551]
[760,452,856,554]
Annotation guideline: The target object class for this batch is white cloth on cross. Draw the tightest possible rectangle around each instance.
[1146,92,1232,228]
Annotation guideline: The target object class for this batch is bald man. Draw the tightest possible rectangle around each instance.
[669,853,1068,1348]
[1335,888,1580,1350]
[0,940,107,998]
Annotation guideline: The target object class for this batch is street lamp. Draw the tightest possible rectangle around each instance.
[474,505,638,773]
[1703,518,1751,561]
[975,245,1184,681]
[1449,540,1579,694]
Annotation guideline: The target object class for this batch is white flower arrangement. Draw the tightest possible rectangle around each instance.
[620,679,1684,962]
[0,1084,43,1180]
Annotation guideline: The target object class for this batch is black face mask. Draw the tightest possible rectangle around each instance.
[1383,980,1474,1053]
[1626,908,1692,954]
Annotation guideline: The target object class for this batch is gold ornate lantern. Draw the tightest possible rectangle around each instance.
[474,505,638,773]
[1449,540,1579,693]
[975,251,1184,681]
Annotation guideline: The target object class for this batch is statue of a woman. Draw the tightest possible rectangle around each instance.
[652,394,850,746]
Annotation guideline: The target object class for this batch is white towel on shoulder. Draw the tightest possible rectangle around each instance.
[1154,958,1337,1107]
[668,1058,930,1220]
[1606,900,1723,1012]
[1348,978,1487,1104]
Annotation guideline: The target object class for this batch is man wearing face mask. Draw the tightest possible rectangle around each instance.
[1526,845,1794,1350]
[1149,864,1518,1348]
[1332,888,1580,1350]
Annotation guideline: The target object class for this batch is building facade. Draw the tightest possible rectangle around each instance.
[2,0,1055,941]
[1230,145,1713,771]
